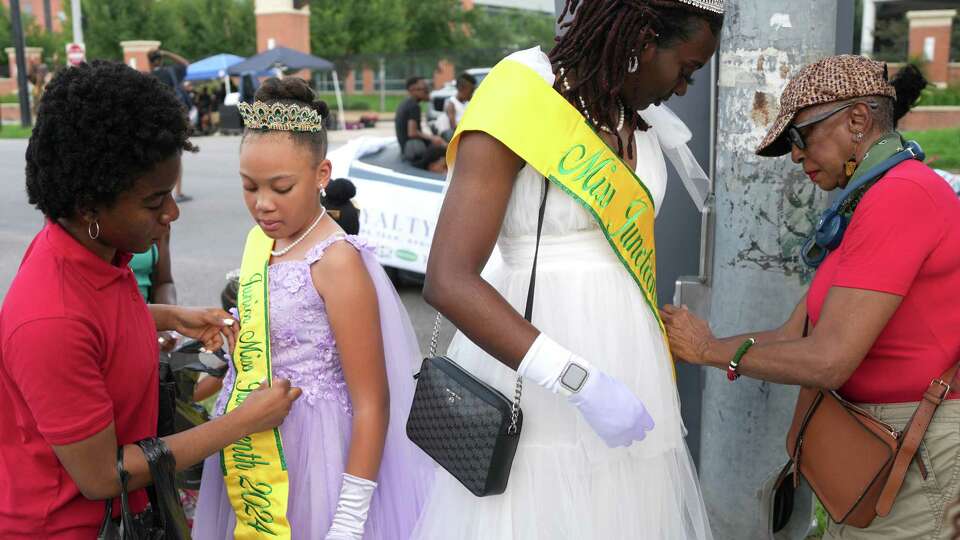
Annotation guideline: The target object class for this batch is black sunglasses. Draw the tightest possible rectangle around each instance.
[785,102,856,151]
[786,100,882,151]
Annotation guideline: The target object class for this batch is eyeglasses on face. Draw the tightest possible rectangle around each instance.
[785,100,879,151]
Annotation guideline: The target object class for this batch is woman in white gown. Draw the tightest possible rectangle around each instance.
[413,1,723,538]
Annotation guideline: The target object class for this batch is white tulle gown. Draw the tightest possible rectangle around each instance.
[410,48,713,540]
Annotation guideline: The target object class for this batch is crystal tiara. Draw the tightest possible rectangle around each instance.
[238,101,325,133]
[676,0,725,15]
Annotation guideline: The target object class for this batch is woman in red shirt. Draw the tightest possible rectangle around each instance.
[662,56,960,539]
[0,61,302,539]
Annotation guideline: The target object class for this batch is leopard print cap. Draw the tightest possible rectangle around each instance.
[756,55,897,157]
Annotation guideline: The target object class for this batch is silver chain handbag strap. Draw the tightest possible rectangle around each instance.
[428,177,548,436]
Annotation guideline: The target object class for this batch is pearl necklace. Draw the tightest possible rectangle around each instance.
[559,67,625,133]
[270,207,327,257]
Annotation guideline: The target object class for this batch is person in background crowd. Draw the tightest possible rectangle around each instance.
[323,178,361,235]
[29,63,50,120]
[128,232,178,351]
[663,58,960,540]
[436,72,477,141]
[196,87,213,134]
[149,49,193,203]
[395,77,447,173]
[936,169,960,196]
[0,60,300,540]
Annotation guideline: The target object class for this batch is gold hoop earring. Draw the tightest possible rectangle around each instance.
[87,220,100,240]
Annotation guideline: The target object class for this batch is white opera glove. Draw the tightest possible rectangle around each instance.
[324,473,378,540]
[518,334,655,448]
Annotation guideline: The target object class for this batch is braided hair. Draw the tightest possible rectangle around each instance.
[550,0,723,158]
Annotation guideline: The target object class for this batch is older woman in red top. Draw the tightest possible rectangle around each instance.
[663,56,960,539]
[0,61,302,539]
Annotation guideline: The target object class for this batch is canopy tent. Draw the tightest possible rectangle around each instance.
[186,53,246,81]
[227,47,344,129]
[227,47,335,74]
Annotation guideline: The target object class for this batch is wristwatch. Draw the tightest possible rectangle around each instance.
[559,361,590,394]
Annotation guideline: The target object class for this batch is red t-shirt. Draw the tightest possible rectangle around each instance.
[0,222,159,539]
[807,160,960,403]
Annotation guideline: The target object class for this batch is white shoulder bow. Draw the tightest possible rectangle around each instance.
[639,104,711,211]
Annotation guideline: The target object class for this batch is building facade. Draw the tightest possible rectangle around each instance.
[1,0,64,33]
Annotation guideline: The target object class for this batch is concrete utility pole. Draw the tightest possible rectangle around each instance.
[700,1,845,539]
[9,0,31,128]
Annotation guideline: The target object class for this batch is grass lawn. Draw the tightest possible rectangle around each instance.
[316,92,406,113]
[903,127,960,171]
[0,124,32,139]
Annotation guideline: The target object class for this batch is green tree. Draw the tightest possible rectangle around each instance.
[464,8,554,53]
[0,4,11,70]
[70,0,254,63]
[309,0,407,59]
[404,0,470,52]
[163,0,256,60]
[79,0,181,61]
[872,15,908,63]
[0,4,69,71]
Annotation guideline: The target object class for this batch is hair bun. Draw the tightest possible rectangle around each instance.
[891,64,928,123]
[254,77,316,106]
[315,100,330,119]
[325,178,356,204]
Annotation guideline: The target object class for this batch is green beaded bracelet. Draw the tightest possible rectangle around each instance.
[726,338,756,381]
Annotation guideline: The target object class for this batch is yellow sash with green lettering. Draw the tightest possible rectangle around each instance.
[220,226,291,539]
[448,58,667,339]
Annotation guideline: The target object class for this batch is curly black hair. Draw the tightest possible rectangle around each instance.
[25,60,195,220]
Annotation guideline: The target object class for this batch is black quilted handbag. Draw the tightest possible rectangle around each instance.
[406,178,548,497]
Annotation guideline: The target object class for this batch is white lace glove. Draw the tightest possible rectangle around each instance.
[518,334,655,448]
[324,473,377,540]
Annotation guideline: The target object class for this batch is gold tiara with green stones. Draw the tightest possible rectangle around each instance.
[238,101,325,133]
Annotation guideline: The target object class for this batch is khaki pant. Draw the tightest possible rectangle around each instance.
[825,399,960,540]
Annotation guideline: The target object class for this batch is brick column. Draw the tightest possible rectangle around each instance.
[255,0,310,53]
[433,59,455,90]
[907,9,956,89]
[362,65,375,93]
[120,41,161,73]
[345,70,356,95]
[5,47,44,81]
[21,0,65,33]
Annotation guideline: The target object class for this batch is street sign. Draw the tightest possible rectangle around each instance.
[66,43,85,67]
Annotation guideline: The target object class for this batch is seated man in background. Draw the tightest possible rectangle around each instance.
[395,76,447,173]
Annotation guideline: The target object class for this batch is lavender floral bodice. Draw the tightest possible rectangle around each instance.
[217,234,370,417]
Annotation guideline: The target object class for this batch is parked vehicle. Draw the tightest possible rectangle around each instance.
[327,137,447,277]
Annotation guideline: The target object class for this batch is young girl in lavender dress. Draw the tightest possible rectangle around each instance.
[192,78,433,540]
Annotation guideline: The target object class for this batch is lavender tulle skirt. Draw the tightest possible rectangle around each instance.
[192,237,434,539]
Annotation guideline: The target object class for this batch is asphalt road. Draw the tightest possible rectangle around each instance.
[0,131,456,354]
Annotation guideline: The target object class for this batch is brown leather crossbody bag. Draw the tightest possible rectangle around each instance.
[785,323,959,528]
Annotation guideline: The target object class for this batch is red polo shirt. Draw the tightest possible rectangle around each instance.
[807,160,960,403]
[0,222,158,539]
